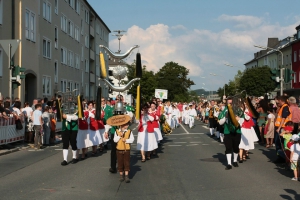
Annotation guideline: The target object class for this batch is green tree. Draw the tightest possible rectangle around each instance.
[239,66,276,96]
[155,62,195,101]
[125,64,157,103]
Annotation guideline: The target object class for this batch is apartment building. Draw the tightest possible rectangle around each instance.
[0,0,110,103]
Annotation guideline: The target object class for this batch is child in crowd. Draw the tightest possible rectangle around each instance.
[290,134,300,181]
[277,121,294,162]
[114,120,134,183]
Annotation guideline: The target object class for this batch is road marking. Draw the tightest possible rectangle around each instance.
[54,149,63,150]
[28,149,44,151]
[202,144,209,145]
[49,145,60,147]
[202,126,209,129]
[167,137,177,139]
[174,142,187,143]
[194,137,200,138]
[168,145,182,146]
[179,123,189,134]
[180,137,191,139]
[190,141,202,143]
[186,144,199,146]
[211,141,219,143]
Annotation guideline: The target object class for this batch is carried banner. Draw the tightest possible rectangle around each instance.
[155,89,168,99]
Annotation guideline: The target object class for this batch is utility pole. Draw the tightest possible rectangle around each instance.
[112,30,126,54]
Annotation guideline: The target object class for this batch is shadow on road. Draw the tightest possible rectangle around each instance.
[280,189,300,200]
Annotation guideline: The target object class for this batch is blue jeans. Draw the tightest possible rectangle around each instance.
[274,128,282,153]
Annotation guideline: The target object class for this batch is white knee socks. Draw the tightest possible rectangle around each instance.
[216,131,220,138]
[233,153,238,163]
[226,154,232,165]
[210,128,214,135]
[72,150,77,159]
[220,133,224,142]
[63,149,68,161]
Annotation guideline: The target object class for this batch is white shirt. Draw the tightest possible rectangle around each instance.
[290,143,300,161]
[113,129,135,144]
[22,107,33,117]
[189,109,197,117]
[32,110,42,125]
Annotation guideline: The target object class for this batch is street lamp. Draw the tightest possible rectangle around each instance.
[254,44,284,95]
[209,73,225,97]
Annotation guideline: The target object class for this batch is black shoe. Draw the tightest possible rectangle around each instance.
[210,135,214,138]
[232,162,239,167]
[239,160,243,164]
[109,168,117,173]
[72,159,78,164]
[104,145,108,149]
[225,165,232,170]
[125,175,130,183]
[61,160,68,166]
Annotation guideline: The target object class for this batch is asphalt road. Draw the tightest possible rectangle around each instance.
[0,121,299,200]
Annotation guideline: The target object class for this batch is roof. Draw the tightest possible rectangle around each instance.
[84,0,111,33]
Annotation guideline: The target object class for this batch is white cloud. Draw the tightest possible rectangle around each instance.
[218,14,263,28]
[108,15,300,90]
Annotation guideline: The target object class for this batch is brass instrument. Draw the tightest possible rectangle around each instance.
[227,91,246,128]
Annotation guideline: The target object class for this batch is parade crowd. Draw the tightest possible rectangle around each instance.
[1,93,300,182]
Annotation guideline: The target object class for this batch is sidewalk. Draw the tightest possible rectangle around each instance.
[0,133,62,156]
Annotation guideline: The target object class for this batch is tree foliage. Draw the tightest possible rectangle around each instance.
[155,62,195,100]
[124,61,194,102]
[239,66,276,96]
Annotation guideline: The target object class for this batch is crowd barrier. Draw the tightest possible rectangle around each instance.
[0,117,25,145]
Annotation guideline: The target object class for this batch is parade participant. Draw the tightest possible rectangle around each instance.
[188,104,197,129]
[209,100,218,137]
[87,101,103,156]
[107,96,121,173]
[183,106,189,125]
[177,102,183,124]
[218,96,242,170]
[149,102,163,143]
[290,135,300,181]
[61,110,79,166]
[164,101,173,127]
[137,104,158,162]
[239,100,258,163]
[101,98,113,150]
[217,102,225,142]
[76,104,90,160]
[114,120,134,183]
[32,104,43,150]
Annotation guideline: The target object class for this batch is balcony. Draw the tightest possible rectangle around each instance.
[90,49,95,60]
[90,72,95,83]
[90,26,94,38]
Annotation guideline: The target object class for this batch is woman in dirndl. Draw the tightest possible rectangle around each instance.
[136,105,158,162]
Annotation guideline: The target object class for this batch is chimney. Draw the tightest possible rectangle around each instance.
[267,38,279,48]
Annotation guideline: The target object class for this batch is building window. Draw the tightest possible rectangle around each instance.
[42,76,51,95]
[294,51,297,62]
[42,1,51,22]
[54,26,58,49]
[61,47,67,64]
[74,82,80,95]
[42,38,51,59]
[85,83,89,98]
[68,80,73,91]
[96,23,100,35]
[85,9,89,24]
[80,19,84,35]
[294,71,297,83]
[54,0,58,14]
[68,0,74,8]
[61,14,67,33]
[81,45,84,61]
[85,35,89,48]
[54,61,58,83]
[0,0,3,25]
[0,48,2,77]
[85,59,89,72]
[75,54,80,69]
[75,0,80,14]
[61,79,67,92]
[25,9,35,42]
[74,25,80,42]
[68,20,74,37]
[68,51,73,67]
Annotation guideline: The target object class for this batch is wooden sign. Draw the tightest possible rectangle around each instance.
[106,115,131,126]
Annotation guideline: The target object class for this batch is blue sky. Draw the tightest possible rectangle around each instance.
[87,0,300,91]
